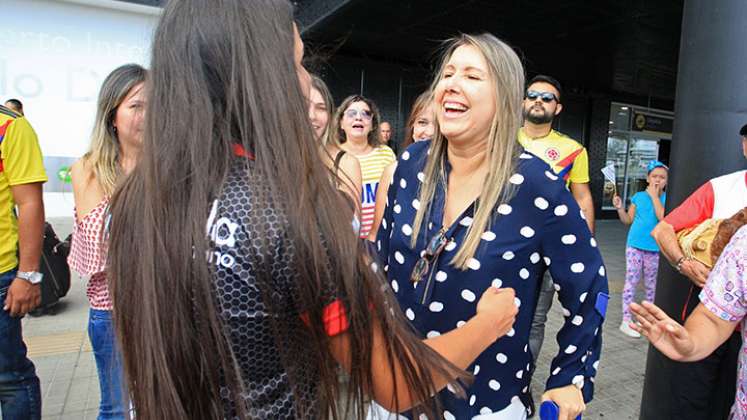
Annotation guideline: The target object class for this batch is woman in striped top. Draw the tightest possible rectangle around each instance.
[334,95,396,238]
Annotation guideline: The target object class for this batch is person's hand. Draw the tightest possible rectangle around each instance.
[612,195,623,209]
[542,384,585,420]
[475,287,517,340]
[3,278,41,317]
[629,301,694,361]
[646,183,662,198]
[680,259,710,287]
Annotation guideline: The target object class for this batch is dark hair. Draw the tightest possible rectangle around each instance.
[402,90,433,150]
[4,98,23,115]
[527,74,562,102]
[108,0,461,419]
[333,95,383,147]
[740,123,747,137]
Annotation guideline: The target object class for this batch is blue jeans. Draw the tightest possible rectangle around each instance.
[88,309,126,420]
[0,268,41,420]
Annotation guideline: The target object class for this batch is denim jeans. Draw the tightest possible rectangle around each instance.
[88,309,127,420]
[528,270,555,363]
[0,268,41,420]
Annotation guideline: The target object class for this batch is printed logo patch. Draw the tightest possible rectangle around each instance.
[545,147,560,161]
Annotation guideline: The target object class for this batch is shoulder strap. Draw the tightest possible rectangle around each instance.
[333,150,346,176]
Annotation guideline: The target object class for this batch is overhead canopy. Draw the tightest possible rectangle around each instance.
[297,0,683,99]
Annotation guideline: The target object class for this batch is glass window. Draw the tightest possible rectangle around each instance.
[602,103,672,211]
[625,137,660,199]
[609,104,631,131]
[601,133,629,209]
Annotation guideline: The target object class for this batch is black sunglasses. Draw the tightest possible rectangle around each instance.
[526,90,557,103]
[410,229,449,283]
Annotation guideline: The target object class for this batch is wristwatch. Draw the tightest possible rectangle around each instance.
[16,271,44,285]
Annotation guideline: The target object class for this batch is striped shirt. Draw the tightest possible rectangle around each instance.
[355,145,396,238]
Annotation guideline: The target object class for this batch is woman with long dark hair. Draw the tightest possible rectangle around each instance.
[69,63,146,420]
[107,1,519,419]
[375,34,609,419]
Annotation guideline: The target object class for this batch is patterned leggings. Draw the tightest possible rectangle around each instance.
[622,247,659,322]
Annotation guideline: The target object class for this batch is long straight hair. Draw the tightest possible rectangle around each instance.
[402,90,434,150]
[107,1,464,419]
[83,64,146,195]
[411,34,525,269]
[310,74,336,146]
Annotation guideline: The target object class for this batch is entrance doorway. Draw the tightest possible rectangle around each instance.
[602,103,673,210]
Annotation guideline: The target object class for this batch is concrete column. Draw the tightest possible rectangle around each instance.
[640,1,747,418]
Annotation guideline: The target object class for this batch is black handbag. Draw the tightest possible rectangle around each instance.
[34,222,72,314]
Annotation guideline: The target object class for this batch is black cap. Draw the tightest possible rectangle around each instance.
[740,124,747,137]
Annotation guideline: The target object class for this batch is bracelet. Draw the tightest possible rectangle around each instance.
[675,256,690,273]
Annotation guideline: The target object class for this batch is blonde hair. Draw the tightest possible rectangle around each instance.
[83,64,146,195]
[402,90,434,149]
[411,34,525,269]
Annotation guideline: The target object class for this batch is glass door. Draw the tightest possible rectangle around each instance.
[624,137,660,201]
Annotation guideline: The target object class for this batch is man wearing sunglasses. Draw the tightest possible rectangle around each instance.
[520,75,595,410]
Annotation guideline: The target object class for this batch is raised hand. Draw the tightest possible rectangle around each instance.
[476,287,518,339]
[646,183,661,198]
[629,301,695,361]
[612,195,623,209]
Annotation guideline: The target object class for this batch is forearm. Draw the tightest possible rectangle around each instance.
[651,222,683,265]
[367,181,389,241]
[679,306,736,361]
[16,201,44,271]
[616,208,632,225]
[367,314,498,411]
[570,183,595,234]
[580,199,595,233]
[424,313,498,371]
[651,197,665,221]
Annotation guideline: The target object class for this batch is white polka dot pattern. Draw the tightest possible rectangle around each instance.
[370,141,608,416]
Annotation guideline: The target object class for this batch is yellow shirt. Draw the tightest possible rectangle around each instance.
[518,128,590,185]
[0,108,47,273]
[357,145,396,239]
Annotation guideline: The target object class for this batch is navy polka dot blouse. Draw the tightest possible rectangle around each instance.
[375,140,609,418]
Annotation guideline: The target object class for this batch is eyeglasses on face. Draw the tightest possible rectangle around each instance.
[410,230,449,283]
[344,108,373,120]
[525,90,557,103]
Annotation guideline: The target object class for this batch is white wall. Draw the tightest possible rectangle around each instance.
[1,0,158,217]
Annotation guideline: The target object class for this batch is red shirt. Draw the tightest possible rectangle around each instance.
[664,170,747,231]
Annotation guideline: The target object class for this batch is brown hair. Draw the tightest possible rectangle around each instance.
[401,90,434,150]
[107,0,462,419]
[333,94,383,147]
[310,74,336,146]
[712,207,747,262]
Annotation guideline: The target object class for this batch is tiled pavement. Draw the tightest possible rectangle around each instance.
[13,219,647,419]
